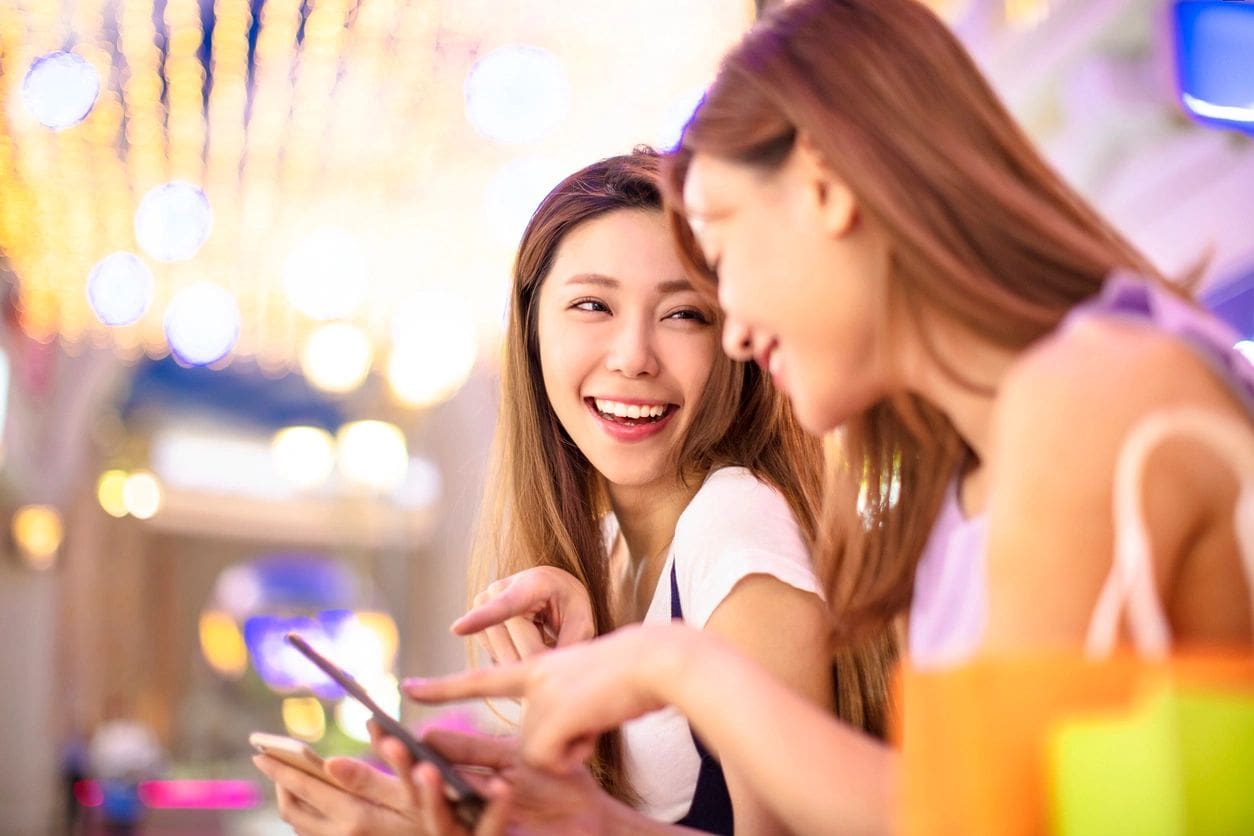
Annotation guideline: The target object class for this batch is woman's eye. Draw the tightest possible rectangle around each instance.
[572,298,609,313]
[667,308,711,325]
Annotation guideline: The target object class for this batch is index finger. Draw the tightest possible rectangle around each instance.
[451,585,543,636]
[402,662,531,703]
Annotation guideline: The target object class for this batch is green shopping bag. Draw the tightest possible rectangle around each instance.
[1050,681,1254,836]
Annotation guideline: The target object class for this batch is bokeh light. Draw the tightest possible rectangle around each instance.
[283,229,368,321]
[300,323,373,394]
[464,45,571,144]
[281,697,326,743]
[20,51,100,130]
[164,282,240,366]
[86,252,155,327]
[388,291,478,408]
[96,470,129,518]
[484,156,568,245]
[12,505,64,570]
[122,470,163,520]
[270,427,336,491]
[1236,340,1254,365]
[135,181,214,262]
[198,610,248,679]
[336,421,408,493]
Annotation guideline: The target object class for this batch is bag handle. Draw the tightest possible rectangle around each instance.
[1085,407,1254,658]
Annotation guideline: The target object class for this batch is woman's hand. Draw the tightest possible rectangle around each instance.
[252,751,421,836]
[378,727,662,836]
[406,622,694,773]
[455,567,597,663]
[252,723,511,836]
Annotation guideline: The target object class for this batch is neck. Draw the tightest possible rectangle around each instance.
[896,312,1020,466]
[607,473,701,571]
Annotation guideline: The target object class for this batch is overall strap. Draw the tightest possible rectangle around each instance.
[670,560,735,835]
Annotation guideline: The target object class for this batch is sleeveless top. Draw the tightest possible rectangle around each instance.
[908,272,1254,668]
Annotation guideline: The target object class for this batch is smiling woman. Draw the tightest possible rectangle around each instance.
[252,149,896,834]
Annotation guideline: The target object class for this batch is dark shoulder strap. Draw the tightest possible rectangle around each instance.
[668,560,735,834]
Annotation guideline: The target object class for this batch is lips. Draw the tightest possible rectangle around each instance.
[584,397,678,443]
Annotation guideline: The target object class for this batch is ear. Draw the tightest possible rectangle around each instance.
[793,132,858,238]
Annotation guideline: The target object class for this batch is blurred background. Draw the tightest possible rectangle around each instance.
[0,0,1251,832]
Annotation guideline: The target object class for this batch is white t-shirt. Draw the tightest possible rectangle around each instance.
[607,466,821,822]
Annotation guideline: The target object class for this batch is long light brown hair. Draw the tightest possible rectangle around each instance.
[662,0,1168,645]
[472,148,895,801]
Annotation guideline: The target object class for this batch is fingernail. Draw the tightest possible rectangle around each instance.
[401,677,424,690]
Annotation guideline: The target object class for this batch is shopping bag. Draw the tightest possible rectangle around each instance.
[1050,679,1254,836]
[898,408,1254,836]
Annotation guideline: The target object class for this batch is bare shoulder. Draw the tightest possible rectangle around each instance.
[1000,316,1245,426]
[981,316,1252,650]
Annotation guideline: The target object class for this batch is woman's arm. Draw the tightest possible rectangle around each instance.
[698,575,837,833]
[406,623,897,836]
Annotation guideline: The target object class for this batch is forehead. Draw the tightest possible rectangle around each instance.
[682,154,762,215]
[548,208,683,285]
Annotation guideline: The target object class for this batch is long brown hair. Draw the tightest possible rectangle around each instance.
[662,0,1168,645]
[472,148,894,801]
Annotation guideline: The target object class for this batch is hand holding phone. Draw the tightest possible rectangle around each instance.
[250,731,338,785]
[284,632,487,829]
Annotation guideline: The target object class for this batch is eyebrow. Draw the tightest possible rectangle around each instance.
[565,274,696,295]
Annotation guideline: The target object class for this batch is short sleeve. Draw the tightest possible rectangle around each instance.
[670,467,821,629]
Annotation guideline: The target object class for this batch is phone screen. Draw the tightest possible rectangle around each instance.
[285,632,486,828]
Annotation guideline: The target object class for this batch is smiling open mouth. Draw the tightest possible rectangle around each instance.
[586,398,675,426]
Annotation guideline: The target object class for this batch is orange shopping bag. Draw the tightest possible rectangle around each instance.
[898,408,1254,836]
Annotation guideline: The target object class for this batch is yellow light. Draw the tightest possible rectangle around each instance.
[356,611,400,669]
[336,420,408,493]
[387,292,478,408]
[12,505,64,570]
[1005,0,1049,28]
[97,469,129,517]
[270,426,336,489]
[198,609,248,679]
[281,696,326,742]
[122,470,162,520]
[300,322,372,393]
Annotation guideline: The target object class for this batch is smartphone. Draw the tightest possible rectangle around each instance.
[249,731,337,784]
[285,631,486,829]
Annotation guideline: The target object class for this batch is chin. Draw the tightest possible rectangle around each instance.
[796,397,849,436]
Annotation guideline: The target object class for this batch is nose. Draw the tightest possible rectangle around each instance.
[606,317,660,378]
[722,316,754,362]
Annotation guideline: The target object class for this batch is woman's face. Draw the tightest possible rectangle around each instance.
[536,208,720,490]
[682,148,889,435]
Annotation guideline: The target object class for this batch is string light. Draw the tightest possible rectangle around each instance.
[0,0,753,384]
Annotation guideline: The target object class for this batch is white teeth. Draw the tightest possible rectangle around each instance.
[593,399,668,419]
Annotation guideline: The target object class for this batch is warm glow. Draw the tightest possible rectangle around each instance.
[355,611,400,670]
[271,426,336,490]
[12,505,64,569]
[387,291,478,408]
[0,1,753,368]
[122,470,163,520]
[281,696,326,743]
[300,322,373,393]
[97,469,129,517]
[199,610,249,679]
[1004,0,1049,29]
[336,420,408,492]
